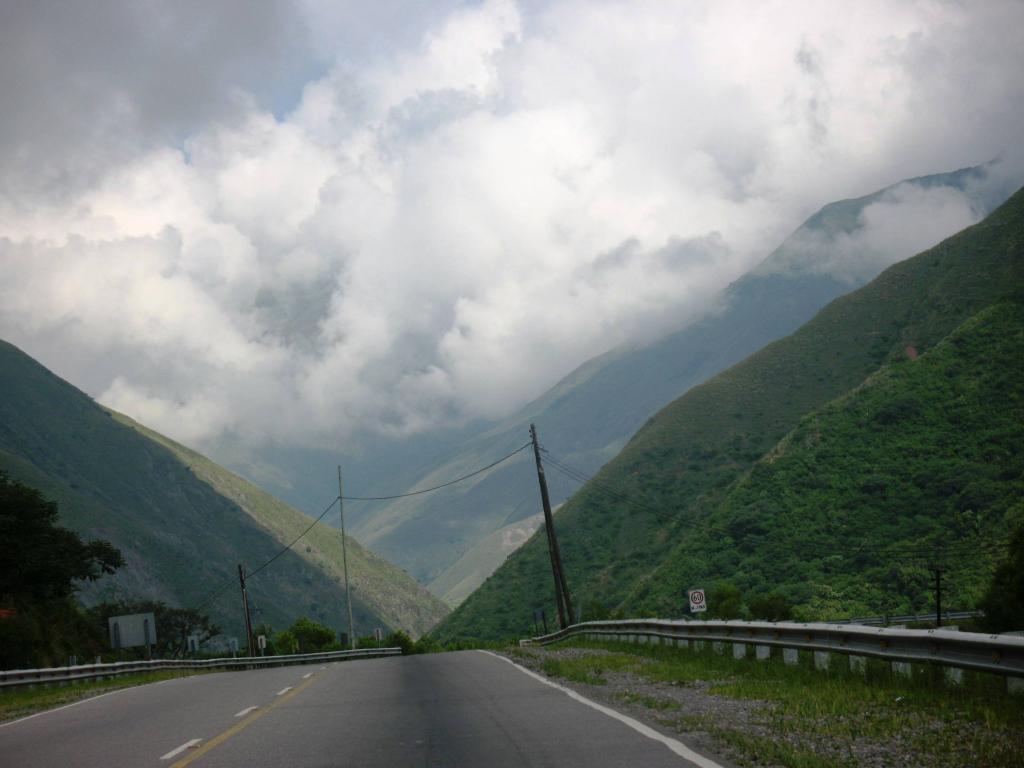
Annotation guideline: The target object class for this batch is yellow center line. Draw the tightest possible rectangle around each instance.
[170,674,318,767]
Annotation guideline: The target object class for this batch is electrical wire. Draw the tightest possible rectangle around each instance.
[341,442,532,500]
[246,495,341,580]
[189,442,533,614]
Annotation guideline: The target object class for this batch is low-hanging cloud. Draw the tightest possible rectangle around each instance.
[1,0,1023,452]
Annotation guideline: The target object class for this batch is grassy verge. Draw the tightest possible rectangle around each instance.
[0,669,205,723]
[529,639,1024,768]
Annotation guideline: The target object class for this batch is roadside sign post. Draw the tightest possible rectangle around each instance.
[108,612,157,659]
[687,588,708,615]
[257,634,267,656]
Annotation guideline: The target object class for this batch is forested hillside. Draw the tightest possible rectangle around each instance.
[433,185,1024,641]
[0,343,447,639]
[343,165,1009,604]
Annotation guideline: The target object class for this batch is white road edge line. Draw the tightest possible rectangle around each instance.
[276,686,293,696]
[302,672,313,679]
[160,739,202,760]
[0,686,135,729]
[234,706,258,718]
[479,650,724,768]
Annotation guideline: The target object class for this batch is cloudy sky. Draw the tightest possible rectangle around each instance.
[2,0,1023,451]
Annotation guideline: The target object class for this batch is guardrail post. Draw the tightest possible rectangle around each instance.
[755,645,771,661]
[1007,677,1024,696]
[712,641,724,655]
[783,648,799,666]
[677,638,690,650]
[813,651,830,671]
[892,661,912,678]
[944,667,964,687]
[849,655,866,675]
[732,643,747,660]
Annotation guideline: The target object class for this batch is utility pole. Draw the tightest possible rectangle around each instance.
[933,566,945,628]
[338,466,355,649]
[237,564,255,657]
[530,423,574,628]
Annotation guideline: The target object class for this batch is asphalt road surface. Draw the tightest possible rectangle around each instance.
[1,651,725,767]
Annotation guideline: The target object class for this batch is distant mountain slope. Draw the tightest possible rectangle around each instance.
[347,164,1014,604]
[628,292,1024,617]
[0,342,447,639]
[432,183,1024,641]
[109,413,447,637]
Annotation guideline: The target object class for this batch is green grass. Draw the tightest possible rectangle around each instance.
[614,690,681,710]
[538,639,1024,768]
[0,670,205,723]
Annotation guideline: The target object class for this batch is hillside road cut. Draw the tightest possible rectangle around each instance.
[1,650,731,767]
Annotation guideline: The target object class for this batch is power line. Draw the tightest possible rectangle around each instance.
[192,495,339,613]
[246,495,341,581]
[341,442,532,500]
[189,443,533,615]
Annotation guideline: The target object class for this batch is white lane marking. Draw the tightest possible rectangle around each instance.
[302,672,313,679]
[160,739,202,760]
[276,686,293,696]
[479,651,724,768]
[234,706,258,718]
[320,665,327,670]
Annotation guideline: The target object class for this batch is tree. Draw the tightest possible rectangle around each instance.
[0,474,123,668]
[290,617,336,652]
[0,473,123,601]
[748,593,794,622]
[979,522,1024,633]
[707,583,743,619]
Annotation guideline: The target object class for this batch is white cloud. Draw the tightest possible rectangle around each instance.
[1,0,1023,450]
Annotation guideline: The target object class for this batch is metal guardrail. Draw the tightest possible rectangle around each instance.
[826,610,981,626]
[523,619,1024,678]
[0,647,402,690]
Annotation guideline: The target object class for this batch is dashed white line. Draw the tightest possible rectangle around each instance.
[479,651,725,768]
[234,706,258,718]
[276,686,293,696]
[302,672,313,679]
[160,739,202,760]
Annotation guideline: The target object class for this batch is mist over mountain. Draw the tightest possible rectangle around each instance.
[244,163,1020,605]
[0,341,448,639]
[434,182,1024,641]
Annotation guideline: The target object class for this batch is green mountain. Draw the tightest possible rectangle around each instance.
[432,184,1024,642]
[334,164,1013,604]
[0,342,448,639]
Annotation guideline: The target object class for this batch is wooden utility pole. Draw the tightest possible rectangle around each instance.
[933,566,945,627]
[338,467,355,648]
[530,423,574,628]
[237,564,255,657]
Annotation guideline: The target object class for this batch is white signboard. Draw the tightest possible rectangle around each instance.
[687,588,707,614]
[257,634,267,650]
[108,613,157,649]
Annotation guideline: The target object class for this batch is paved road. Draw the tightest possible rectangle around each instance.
[1,651,723,767]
